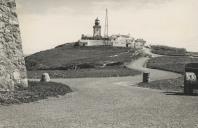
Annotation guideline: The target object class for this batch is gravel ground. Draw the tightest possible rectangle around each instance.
[0,50,197,128]
[0,77,198,128]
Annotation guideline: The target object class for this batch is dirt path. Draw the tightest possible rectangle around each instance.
[127,57,181,81]
[126,47,181,81]
[0,49,197,128]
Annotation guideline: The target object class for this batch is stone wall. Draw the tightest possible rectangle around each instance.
[0,0,28,91]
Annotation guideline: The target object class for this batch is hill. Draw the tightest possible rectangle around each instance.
[147,56,198,73]
[26,43,143,78]
[150,45,187,56]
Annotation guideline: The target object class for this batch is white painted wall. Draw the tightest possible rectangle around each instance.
[134,42,145,49]
[80,39,106,46]
[111,35,134,48]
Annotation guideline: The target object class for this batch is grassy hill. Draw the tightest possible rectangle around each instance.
[147,45,198,73]
[26,44,142,78]
[151,45,187,56]
[147,56,198,73]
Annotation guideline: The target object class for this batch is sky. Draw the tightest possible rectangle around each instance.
[16,0,198,54]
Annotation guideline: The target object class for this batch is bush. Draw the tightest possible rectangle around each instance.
[27,67,141,79]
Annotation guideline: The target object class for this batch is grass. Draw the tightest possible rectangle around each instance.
[27,67,141,79]
[0,81,72,105]
[151,45,187,56]
[25,45,136,70]
[26,44,144,78]
[189,52,198,57]
[138,77,183,91]
[147,56,198,73]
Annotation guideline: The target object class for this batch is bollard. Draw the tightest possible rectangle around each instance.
[143,72,150,83]
[40,73,51,82]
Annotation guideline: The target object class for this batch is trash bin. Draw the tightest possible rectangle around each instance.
[143,72,150,83]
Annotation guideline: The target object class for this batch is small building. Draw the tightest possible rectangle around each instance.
[134,39,146,49]
[110,34,135,48]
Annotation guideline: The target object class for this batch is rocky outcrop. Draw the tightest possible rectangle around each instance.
[0,0,28,91]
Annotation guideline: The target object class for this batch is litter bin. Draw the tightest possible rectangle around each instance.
[143,72,150,83]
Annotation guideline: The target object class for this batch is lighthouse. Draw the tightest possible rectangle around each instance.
[93,18,102,39]
[80,11,112,46]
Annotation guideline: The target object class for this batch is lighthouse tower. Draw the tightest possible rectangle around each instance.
[93,18,102,39]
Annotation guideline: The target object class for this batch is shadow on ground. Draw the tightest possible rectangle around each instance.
[163,91,198,96]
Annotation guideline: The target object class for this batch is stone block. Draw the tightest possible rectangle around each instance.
[40,73,51,82]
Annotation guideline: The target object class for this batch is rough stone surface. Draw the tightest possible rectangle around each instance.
[0,0,28,91]
[40,73,51,82]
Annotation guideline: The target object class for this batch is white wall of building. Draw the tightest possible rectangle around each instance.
[134,39,146,49]
[134,42,144,49]
[80,39,108,46]
[111,35,135,48]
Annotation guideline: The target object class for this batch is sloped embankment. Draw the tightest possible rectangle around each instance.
[26,44,144,78]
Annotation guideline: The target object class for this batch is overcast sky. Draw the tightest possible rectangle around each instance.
[16,0,198,54]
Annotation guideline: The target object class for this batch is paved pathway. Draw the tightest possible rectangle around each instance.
[126,47,181,82]
[0,50,197,128]
[127,57,181,82]
[0,77,198,128]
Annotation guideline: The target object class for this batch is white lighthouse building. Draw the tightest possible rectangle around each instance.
[79,18,111,46]
[93,18,102,39]
[78,10,146,48]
